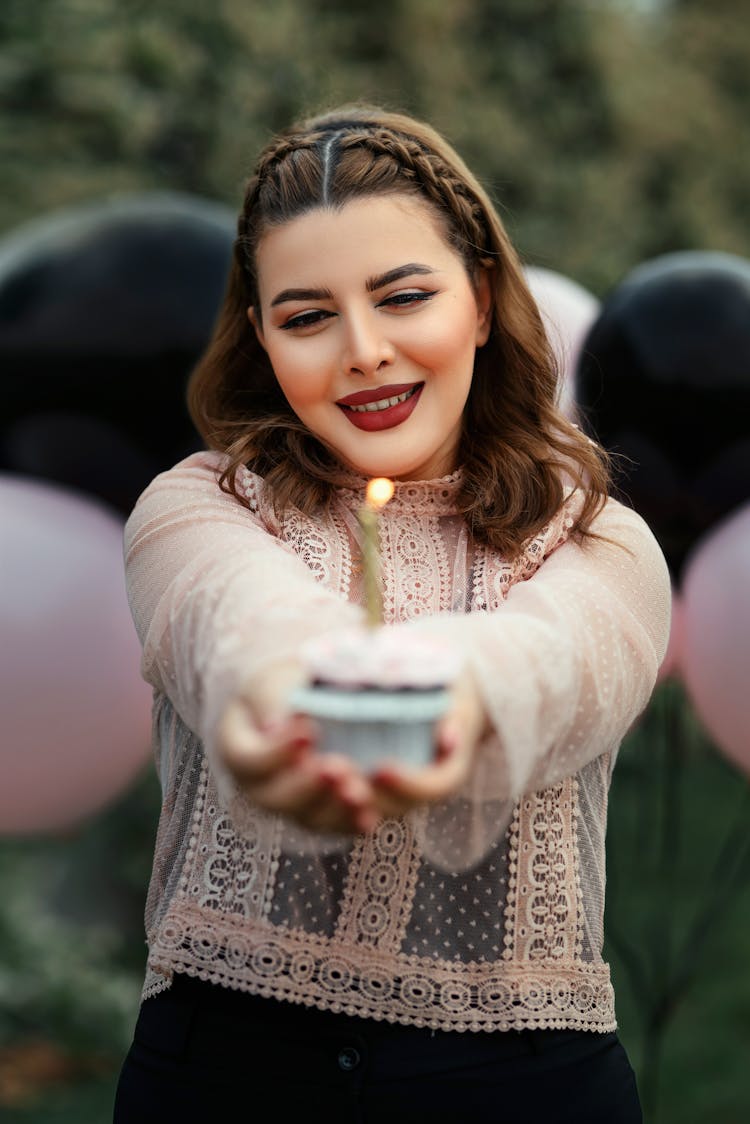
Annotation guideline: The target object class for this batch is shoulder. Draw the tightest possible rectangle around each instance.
[509,487,586,581]
[135,449,229,498]
[125,451,280,536]
[549,490,665,557]
[589,495,668,559]
[513,489,669,586]
[552,493,672,605]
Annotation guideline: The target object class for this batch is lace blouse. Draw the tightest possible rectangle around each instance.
[124,450,671,1033]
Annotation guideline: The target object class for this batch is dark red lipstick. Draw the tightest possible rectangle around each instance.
[336,382,423,432]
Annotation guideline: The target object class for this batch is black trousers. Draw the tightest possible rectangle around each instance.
[114,974,642,1123]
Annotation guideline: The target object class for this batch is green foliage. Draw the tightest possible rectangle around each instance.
[1,1076,119,1124]
[0,770,160,1059]
[1,0,749,293]
[606,682,750,1123]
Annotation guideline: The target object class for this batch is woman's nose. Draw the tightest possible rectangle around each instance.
[342,309,395,377]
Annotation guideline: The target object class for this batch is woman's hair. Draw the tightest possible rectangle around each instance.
[188,103,610,558]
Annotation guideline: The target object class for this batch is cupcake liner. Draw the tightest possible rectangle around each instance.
[290,686,450,771]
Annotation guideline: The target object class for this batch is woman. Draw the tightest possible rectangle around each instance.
[115,104,670,1122]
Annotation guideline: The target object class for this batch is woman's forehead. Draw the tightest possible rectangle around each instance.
[254,195,462,295]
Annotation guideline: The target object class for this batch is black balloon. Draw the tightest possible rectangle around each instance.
[4,411,160,515]
[577,251,750,576]
[0,193,236,512]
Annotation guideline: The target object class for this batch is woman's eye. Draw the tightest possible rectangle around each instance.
[380,290,437,309]
[280,309,332,331]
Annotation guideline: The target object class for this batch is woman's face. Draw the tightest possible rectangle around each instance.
[250,194,491,481]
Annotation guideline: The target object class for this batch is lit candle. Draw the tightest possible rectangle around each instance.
[358,477,395,628]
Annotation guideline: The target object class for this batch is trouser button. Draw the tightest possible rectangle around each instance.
[337,1046,361,1071]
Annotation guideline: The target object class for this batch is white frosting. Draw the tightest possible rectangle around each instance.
[299,627,461,690]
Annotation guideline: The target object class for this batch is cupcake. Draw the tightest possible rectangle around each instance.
[290,628,460,772]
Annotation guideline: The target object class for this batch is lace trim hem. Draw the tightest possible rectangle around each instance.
[143,901,616,1033]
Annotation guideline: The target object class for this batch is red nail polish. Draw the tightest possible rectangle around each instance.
[356,811,376,834]
[439,730,458,755]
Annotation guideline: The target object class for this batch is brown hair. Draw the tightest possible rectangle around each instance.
[188,103,610,558]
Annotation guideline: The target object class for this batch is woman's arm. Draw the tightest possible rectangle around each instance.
[124,451,368,825]
[375,498,671,809]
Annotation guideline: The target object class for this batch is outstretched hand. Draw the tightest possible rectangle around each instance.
[369,670,488,820]
[215,661,488,835]
[215,659,378,834]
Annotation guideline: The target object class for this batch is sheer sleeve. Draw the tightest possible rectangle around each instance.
[406,498,671,816]
[124,451,363,801]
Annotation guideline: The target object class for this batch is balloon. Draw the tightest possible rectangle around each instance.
[681,503,750,773]
[0,475,152,833]
[0,192,235,512]
[577,252,750,576]
[656,590,683,684]
[524,266,600,419]
[4,410,160,514]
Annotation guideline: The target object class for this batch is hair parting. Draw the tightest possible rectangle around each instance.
[319,132,337,206]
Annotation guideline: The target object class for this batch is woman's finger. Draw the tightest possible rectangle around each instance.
[216,701,313,781]
[370,736,473,811]
[371,668,487,810]
[245,756,335,813]
[241,751,377,834]
[246,762,349,833]
[239,658,307,722]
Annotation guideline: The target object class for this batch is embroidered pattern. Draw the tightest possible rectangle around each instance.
[381,514,454,623]
[179,765,279,926]
[335,818,422,953]
[147,898,615,1030]
[337,474,462,519]
[504,780,581,966]
[281,509,340,588]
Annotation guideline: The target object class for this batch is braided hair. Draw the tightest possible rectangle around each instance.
[188,105,610,557]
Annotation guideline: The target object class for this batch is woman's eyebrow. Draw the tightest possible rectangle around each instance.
[366,263,436,291]
[271,285,334,308]
[269,264,436,308]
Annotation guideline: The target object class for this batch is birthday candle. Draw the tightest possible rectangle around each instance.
[358,477,394,628]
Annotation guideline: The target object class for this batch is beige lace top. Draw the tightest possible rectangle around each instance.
[124,450,670,1033]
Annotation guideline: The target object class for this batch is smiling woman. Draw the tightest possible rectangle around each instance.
[115,105,670,1123]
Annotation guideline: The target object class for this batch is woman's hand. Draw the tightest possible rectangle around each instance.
[369,668,488,820]
[215,660,378,835]
[215,661,488,833]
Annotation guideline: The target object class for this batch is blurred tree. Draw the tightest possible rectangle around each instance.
[1,0,749,294]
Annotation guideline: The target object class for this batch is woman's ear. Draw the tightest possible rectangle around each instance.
[474,268,493,346]
[247,306,267,352]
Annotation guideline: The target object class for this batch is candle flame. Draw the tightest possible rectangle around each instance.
[366,477,395,509]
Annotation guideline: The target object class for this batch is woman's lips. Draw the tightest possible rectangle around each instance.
[337,382,419,407]
[337,383,423,432]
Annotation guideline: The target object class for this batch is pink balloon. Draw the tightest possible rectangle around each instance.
[657,590,684,683]
[524,266,600,419]
[681,503,750,772]
[0,475,152,833]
